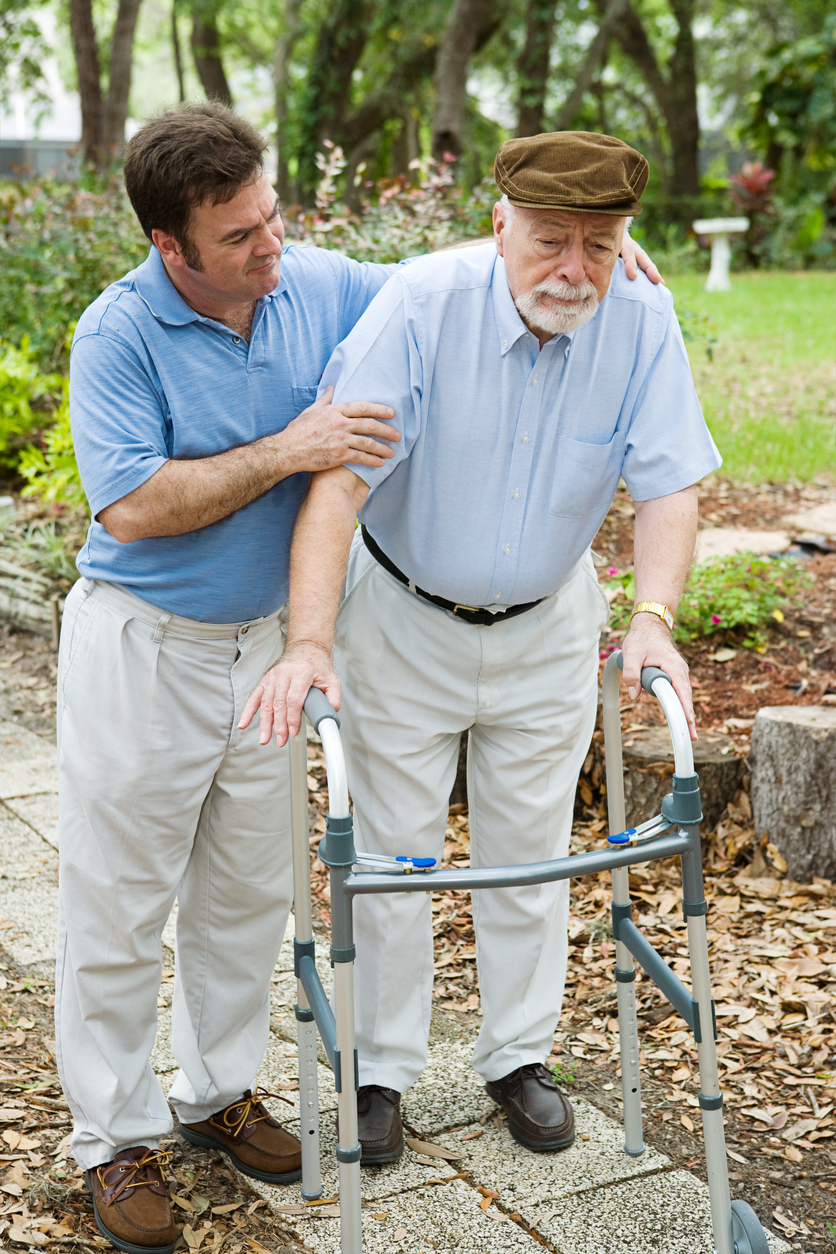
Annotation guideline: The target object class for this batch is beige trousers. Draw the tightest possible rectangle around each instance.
[335,535,609,1094]
[55,579,291,1169]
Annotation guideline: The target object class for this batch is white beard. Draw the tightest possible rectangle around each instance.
[514,278,600,336]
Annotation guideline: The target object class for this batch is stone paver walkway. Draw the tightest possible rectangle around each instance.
[0,731,789,1254]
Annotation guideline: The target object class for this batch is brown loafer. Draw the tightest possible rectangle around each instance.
[485,1063,575,1152]
[357,1085,403,1165]
[180,1088,301,1184]
[85,1146,177,1254]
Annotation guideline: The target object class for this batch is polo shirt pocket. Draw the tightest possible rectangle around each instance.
[550,432,625,518]
[292,386,319,412]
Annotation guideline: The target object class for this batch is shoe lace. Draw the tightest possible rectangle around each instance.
[97,1149,171,1204]
[217,1087,293,1139]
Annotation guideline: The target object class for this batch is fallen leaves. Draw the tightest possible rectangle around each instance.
[404,1137,461,1161]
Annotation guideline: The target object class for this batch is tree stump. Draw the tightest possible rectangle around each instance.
[749,706,836,882]
[618,726,742,831]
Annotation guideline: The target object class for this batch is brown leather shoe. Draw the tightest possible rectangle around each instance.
[85,1146,177,1254]
[485,1063,575,1152]
[357,1085,403,1165]
[180,1088,301,1184]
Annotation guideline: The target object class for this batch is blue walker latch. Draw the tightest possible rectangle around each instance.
[354,852,437,873]
[608,828,637,846]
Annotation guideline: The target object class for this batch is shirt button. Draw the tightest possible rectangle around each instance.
[502,340,508,349]
[522,433,530,443]
[494,594,501,601]
[513,490,520,499]
[504,545,511,554]
[531,375,538,385]
[233,335,241,344]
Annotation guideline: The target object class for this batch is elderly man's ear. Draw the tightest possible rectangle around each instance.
[621,229,664,285]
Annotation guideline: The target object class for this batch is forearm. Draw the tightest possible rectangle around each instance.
[622,485,699,738]
[632,486,698,612]
[286,468,367,654]
[99,433,290,542]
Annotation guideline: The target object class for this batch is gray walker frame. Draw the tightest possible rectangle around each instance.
[287,652,770,1254]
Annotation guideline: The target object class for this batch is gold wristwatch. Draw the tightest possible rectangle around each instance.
[631,601,675,631]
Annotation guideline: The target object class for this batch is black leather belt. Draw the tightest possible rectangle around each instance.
[361,526,544,627]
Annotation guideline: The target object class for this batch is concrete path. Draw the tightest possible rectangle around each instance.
[0,731,789,1254]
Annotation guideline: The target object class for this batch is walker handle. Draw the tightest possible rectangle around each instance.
[304,687,341,732]
[615,652,672,695]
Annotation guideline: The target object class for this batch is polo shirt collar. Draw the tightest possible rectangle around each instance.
[491,253,576,356]
[133,246,203,326]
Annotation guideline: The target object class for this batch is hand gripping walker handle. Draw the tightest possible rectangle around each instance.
[615,652,672,695]
[304,687,340,732]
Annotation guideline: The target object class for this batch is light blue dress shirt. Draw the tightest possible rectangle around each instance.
[70,244,396,622]
[323,243,721,608]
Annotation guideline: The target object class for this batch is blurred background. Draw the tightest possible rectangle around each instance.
[0,0,832,593]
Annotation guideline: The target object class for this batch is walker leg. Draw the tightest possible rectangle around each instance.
[612,867,645,1155]
[331,865,363,1254]
[602,655,644,1155]
[681,828,734,1254]
[289,725,323,1201]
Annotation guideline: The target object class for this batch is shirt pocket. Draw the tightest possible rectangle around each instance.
[550,432,625,518]
[292,386,319,412]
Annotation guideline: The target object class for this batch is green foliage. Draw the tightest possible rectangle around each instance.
[285,146,496,261]
[19,382,87,515]
[602,553,814,650]
[550,1059,576,1086]
[742,15,836,197]
[0,178,148,370]
[0,338,63,467]
[0,0,51,111]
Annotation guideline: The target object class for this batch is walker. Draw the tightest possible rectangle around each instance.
[286,651,771,1253]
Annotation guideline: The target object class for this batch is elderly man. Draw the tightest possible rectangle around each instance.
[244,132,721,1164]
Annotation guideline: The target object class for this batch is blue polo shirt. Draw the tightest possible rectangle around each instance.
[70,244,395,622]
[325,243,721,607]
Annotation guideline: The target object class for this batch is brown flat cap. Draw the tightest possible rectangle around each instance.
[495,131,649,216]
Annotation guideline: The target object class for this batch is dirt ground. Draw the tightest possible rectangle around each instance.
[0,477,833,1251]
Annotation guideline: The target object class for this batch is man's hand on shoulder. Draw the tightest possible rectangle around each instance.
[620,232,663,286]
[238,640,341,747]
[620,614,696,741]
[278,386,400,475]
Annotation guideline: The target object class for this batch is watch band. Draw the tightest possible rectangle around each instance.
[632,601,675,631]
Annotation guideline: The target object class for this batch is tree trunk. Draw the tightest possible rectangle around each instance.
[431,0,495,161]
[515,0,558,138]
[273,0,303,201]
[102,0,144,153]
[612,0,700,196]
[172,0,186,102]
[69,0,104,166]
[553,0,627,131]
[295,0,372,195]
[191,0,233,106]
[665,0,700,196]
[749,706,836,882]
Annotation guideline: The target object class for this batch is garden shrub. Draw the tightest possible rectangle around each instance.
[603,552,814,650]
[19,381,87,514]
[0,178,148,371]
[0,338,64,467]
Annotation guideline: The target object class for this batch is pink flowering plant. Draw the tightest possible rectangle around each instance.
[600,552,812,650]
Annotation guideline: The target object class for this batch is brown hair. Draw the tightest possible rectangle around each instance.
[124,102,268,268]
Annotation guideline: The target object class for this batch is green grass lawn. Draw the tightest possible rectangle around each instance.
[666,272,835,484]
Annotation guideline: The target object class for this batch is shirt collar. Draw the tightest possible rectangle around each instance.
[133,245,279,327]
[491,253,576,356]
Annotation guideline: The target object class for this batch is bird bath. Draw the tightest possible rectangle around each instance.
[693,217,749,291]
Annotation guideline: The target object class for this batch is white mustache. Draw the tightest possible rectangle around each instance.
[529,279,598,305]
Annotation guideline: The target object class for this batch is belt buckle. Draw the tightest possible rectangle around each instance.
[452,603,480,617]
